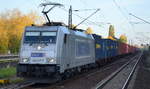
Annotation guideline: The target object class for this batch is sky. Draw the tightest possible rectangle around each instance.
[0,0,150,45]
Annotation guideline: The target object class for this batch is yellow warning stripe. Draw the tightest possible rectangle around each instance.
[0,79,9,84]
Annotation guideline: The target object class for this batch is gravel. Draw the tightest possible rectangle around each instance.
[132,51,150,89]
[100,56,138,89]
[25,54,136,89]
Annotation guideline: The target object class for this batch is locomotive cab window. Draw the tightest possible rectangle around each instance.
[41,32,56,36]
[41,32,57,43]
[26,32,40,36]
[24,31,57,43]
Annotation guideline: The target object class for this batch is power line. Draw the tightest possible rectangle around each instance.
[129,13,150,24]
[39,1,104,28]
[113,0,128,19]
[112,0,137,43]
[59,7,103,28]
[73,8,100,12]
[74,9,100,28]
[112,0,134,29]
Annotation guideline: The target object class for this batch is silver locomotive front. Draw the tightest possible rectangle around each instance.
[17,26,60,78]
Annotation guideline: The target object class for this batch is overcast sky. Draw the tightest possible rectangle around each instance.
[0,0,150,45]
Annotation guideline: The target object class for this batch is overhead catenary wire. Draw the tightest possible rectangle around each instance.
[129,13,150,44]
[73,8,100,12]
[112,0,134,29]
[39,1,107,29]
[73,9,100,29]
[39,0,105,28]
[112,0,129,20]
[59,7,103,28]
[129,13,150,24]
[112,0,137,45]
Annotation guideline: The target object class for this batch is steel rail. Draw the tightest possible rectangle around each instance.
[94,52,140,89]
[121,51,143,89]
[86,54,134,78]
[1,81,35,89]
[0,55,18,60]
[16,82,35,89]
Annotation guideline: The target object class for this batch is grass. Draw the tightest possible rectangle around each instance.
[0,67,16,79]
[10,77,24,83]
[0,67,24,84]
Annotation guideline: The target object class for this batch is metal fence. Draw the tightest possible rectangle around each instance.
[0,55,19,60]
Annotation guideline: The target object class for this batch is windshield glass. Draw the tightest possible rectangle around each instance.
[24,31,57,43]
[26,32,40,36]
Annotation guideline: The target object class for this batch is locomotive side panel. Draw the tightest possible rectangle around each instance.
[62,34,95,70]
[58,29,95,73]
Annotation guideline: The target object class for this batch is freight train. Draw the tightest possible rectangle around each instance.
[17,22,137,83]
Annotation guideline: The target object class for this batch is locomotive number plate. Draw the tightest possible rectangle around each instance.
[31,53,44,57]
[31,59,44,63]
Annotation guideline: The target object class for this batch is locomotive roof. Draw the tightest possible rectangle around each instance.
[25,26,94,39]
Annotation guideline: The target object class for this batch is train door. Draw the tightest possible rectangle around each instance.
[64,34,72,69]
[64,33,79,69]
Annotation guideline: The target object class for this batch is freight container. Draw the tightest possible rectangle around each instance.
[93,34,118,60]
[106,39,118,58]
[92,34,107,60]
[118,42,128,55]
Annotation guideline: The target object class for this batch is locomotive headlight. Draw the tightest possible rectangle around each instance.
[37,46,42,50]
[47,58,56,63]
[50,59,54,62]
[22,58,29,63]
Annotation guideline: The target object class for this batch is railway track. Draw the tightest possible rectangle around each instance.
[0,81,35,89]
[94,51,142,89]
[0,54,141,89]
[23,53,139,89]
[0,55,19,68]
[0,55,18,60]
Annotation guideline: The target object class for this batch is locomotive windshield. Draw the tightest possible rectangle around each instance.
[24,31,57,43]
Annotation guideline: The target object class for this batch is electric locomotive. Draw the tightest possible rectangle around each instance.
[17,22,95,82]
